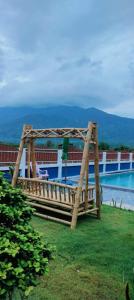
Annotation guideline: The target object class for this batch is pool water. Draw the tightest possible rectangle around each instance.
[90,171,134,189]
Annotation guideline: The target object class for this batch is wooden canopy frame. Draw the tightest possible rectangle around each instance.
[12,122,101,229]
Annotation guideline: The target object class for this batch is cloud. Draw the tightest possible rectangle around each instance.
[105,99,134,117]
[0,0,134,116]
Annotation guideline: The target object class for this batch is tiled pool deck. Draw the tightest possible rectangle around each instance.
[102,187,134,211]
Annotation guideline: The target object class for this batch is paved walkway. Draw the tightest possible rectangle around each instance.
[102,187,134,211]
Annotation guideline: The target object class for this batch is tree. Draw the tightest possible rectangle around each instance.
[114,144,129,151]
[46,140,54,149]
[62,138,69,160]
[62,138,69,182]
[0,173,53,300]
[99,142,110,150]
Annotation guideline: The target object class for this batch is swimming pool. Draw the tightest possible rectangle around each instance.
[90,171,134,190]
[89,171,134,210]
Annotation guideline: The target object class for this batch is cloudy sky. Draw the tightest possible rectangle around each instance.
[0,0,134,117]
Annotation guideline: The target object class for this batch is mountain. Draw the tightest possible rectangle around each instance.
[0,106,134,146]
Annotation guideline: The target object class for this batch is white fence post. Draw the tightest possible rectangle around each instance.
[20,148,26,177]
[57,149,63,179]
[117,152,121,171]
[130,153,133,170]
[102,152,107,174]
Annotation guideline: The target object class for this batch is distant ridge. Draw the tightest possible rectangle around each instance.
[0,106,134,146]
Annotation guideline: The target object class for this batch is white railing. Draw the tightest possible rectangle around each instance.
[0,149,134,177]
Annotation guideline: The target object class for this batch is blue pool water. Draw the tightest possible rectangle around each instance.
[90,171,134,189]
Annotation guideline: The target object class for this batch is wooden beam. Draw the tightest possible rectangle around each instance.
[17,177,77,189]
[26,201,72,216]
[71,122,94,229]
[34,212,71,225]
[27,195,73,209]
[85,150,89,210]
[93,123,101,219]
[78,207,98,216]
[22,127,93,141]
[11,125,30,187]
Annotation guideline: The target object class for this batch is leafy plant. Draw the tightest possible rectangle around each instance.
[9,165,15,179]
[0,173,53,299]
[62,138,69,182]
[99,142,110,150]
[62,138,69,161]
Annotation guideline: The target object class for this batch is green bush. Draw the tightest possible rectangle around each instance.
[0,174,53,299]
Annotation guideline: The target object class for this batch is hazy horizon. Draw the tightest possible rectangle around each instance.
[0,105,134,120]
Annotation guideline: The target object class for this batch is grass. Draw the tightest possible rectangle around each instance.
[27,205,134,300]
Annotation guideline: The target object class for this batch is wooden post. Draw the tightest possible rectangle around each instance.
[93,123,101,219]
[85,150,89,210]
[71,123,93,229]
[31,138,36,178]
[12,126,26,187]
[27,140,31,178]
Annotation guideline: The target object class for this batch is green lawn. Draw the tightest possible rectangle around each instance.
[28,206,134,300]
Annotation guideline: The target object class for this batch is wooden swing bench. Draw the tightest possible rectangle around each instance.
[17,177,97,226]
[12,122,101,229]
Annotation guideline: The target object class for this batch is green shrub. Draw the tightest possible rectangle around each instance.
[0,174,53,299]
